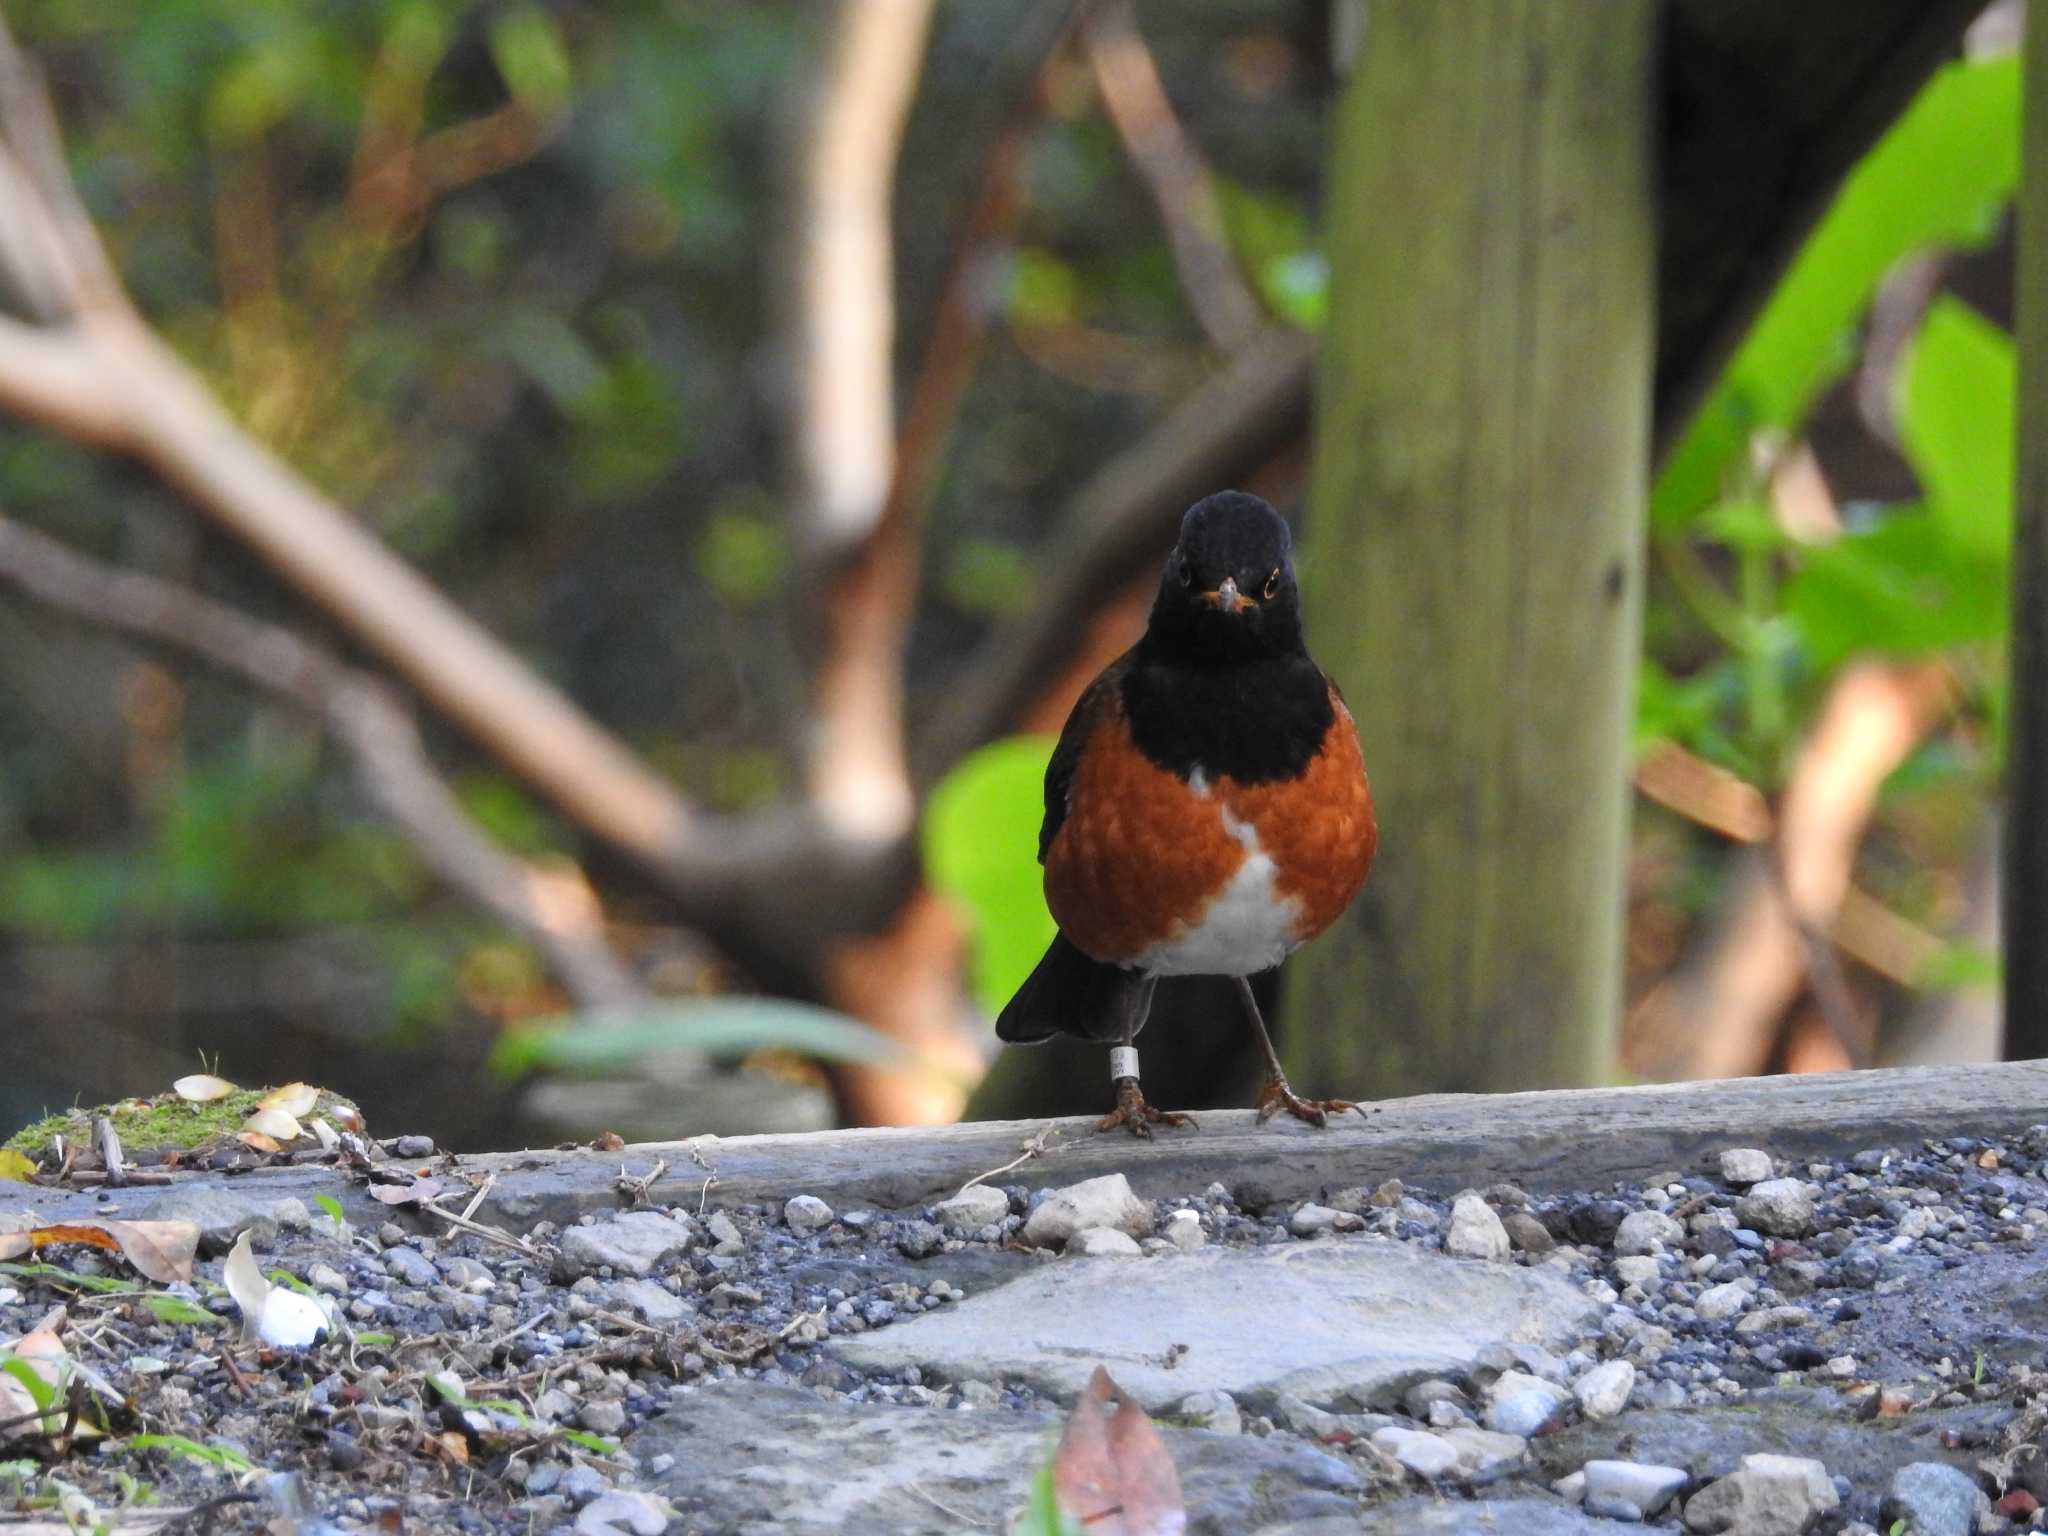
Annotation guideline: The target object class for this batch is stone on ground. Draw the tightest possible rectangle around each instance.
[629,1381,1362,1534]
[1371,1425,1459,1477]
[1718,1148,1774,1186]
[1021,1173,1153,1247]
[555,1212,693,1278]
[1572,1360,1635,1419]
[1582,1459,1687,1520]
[931,1184,1007,1236]
[1066,1227,1141,1258]
[833,1237,1596,1410]
[1684,1452,1839,1535]
[1613,1209,1683,1255]
[1445,1194,1511,1260]
[1736,1179,1816,1238]
[783,1195,833,1233]
[1339,1496,1649,1533]
[1881,1462,1989,1536]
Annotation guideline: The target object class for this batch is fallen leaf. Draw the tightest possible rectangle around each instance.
[591,1131,626,1152]
[172,1074,237,1103]
[3,1220,197,1284]
[242,1108,302,1141]
[432,1429,470,1465]
[1051,1367,1185,1536]
[307,1119,340,1151]
[237,1132,283,1154]
[258,1083,319,1118]
[0,1150,35,1184]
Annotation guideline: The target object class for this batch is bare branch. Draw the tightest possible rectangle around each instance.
[1081,0,1263,353]
[0,512,645,1013]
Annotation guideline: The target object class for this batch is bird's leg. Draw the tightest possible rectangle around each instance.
[1091,976,1193,1137]
[1234,976,1364,1127]
[1095,1028,1196,1141]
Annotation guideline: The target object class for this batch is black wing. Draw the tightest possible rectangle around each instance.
[1037,650,1132,863]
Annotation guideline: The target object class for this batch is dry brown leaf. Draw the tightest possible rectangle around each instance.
[590,1131,626,1152]
[432,1429,470,1465]
[1052,1367,1186,1536]
[172,1074,238,1102]
[237,1132,283,1154]
[258,1082,319,1118]
[368,1175,448,1207]
[12,1219,199,1284]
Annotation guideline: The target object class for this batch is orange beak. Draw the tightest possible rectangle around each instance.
[1200,576,1251,614]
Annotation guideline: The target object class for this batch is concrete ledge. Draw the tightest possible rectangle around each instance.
[6,1060,2047,1234]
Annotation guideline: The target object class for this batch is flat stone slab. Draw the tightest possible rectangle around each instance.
[631,1381,1365,1535]
[834,1236,1599,1411]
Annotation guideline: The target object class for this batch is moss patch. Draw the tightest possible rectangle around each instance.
[5,1088,363,1159]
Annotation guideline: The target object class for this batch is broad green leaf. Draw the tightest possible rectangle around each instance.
[1784,513,2005,668]
[143,1294,220,1329]
[1896,297,2015,561]
[923,736,1058,1017]
[0,1358,57,1413]
[0,1150,34,1184]
[1655,53,2020,528]
[489,999,900,1078]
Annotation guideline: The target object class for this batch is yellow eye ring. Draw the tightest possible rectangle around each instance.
[1262,569,1281,600]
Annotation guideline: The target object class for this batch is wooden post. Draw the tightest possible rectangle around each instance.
[2009,7,2048,1060]
[1283,2,1656,1098]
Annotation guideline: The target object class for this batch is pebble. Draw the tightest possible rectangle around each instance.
[932,1185,1008,1236]
[557,1213,693,1279]
[1162,1209,1205,1251]
[1438,1426,1527,1478]
[783,1195,833,1234]
[1370,1425,1460,1477]
[894,1220,945,1259]
[1065,1228,1142,1258]
[1482,1372,1569,1437]
[1881,1462,1989,1536]
[1583,1459,1687,1520]
[1613,1209,1683,1255]
[574,1490,673,1535]
[1500,1209,1556,1254]
[1444,1194,1511,1261]
[1736,1179,1817,1238]
[1288,1203,1362,1237]
[1021,1174,1153,1247]
[1572,1359,1635,1419]
[1731,1305,1810,1336]
[1684,1452,1838,1535]
[1718,1148,1774,1187]
[577,1399,628,1436]
[1695,1281,1752,1321]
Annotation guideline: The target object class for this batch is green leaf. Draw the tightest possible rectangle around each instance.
[1783,512,2006,668]
[1013,1458,1084,1536]
[1897,297,2015,561]
[923,736,1058,1016]
[142,1295,220,1329]
[313,1194,344,1227]
[0,1262,139,1295]
[489,999,900,1078]
[1655,52,2020,528]
[129,1434,253,1473]
[0,1358,58,1413]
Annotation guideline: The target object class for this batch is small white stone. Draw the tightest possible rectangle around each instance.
[1439,1426,1526,1478]
[1553,1470,1587,1505]
[1614,1209,1684,1255]
[1573,1360,1636,1420]
[1483,1371,1570,1436]
[1164,1209,1205,1252]
[1823,1354,1858,1379]
[933,1185,1009,1236]
[1737,1178,1816,1238]
[1289,1203,1344,1237]
[1584,1459,1688,1520]
[1445,1195,1511,1261]
[1719,1148,1774,1186]
[1614,1255,1663,1289]
[1022,1174,1153,1246]
[1065,1227,1142,1258]
[1370,1425,1460,1478]
[1696,1281,1752,1321]
[783,1195,833,1234]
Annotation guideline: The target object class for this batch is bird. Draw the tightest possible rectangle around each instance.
[995,490,1377,1136]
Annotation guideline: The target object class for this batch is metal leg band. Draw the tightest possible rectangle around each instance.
[1109,1046,1139,1083]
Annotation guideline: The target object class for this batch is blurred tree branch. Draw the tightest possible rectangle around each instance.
[0,511,645,1014]
[1081,0,1263,353]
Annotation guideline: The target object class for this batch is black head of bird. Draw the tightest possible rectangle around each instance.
[1140,490,1305,666]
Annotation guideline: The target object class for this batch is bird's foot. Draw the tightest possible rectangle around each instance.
[1096,1077,1197,1140]
[1254,1074,1364,1128]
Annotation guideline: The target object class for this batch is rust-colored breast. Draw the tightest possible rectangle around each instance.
[1043,709,1244,965]
[1042,686,1376,965]
[1217,692,1376,945]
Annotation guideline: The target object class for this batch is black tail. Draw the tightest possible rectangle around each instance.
[996,934,1156,1045]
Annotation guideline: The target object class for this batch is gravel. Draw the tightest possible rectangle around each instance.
[9,1121,2048,1531]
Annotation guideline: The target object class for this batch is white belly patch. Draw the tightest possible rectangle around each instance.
[1133,802,1303,977]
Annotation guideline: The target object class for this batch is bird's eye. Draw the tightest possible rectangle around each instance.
[1177,557,1194,588]
[1262,568,1281,600]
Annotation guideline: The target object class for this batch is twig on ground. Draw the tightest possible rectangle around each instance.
[955,1123,1060,1198]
